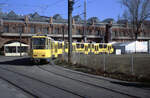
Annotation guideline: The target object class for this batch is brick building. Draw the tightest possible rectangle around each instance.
[0,11,150,53]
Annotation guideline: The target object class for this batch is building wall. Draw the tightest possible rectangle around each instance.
[0,15,150,49]
[0,36,30,50]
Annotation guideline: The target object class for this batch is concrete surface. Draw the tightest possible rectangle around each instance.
[0,78,32,98]
[0,56,149,98]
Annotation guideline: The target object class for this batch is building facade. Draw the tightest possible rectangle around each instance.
[0,11,150,53]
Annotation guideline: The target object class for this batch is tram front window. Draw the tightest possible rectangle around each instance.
[32,38,46,49]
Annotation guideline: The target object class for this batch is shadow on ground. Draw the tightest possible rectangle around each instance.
[111,81,150,89]
[0,57,34,66]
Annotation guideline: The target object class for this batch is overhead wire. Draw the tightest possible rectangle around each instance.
[0,0,96,19]
[1,0,67,17]
[73,0,85,19]
[45,0,68,16]
[73,0,100,20]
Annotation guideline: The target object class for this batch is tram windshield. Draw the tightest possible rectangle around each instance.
[32,38,46,49]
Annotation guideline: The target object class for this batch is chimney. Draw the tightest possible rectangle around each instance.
[49,17,53,24]
[92,19,94,25]
[105,21,112,43]
[72,18,75,25]
[25,16,29,22]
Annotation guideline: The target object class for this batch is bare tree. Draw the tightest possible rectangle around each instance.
[121,0,150,40]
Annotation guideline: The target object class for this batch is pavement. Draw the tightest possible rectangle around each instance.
[0,56,32,98]
[0,78,32,98]
[0,56,149,98]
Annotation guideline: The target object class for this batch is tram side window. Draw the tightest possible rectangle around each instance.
[108,45,112,50]
[99,44,103,48]
[76,44,80,48]
[104,45,107,48]
[88,44,91,48]
[81,44,84,48]
[92,44,94,48]
[60,43,62,49]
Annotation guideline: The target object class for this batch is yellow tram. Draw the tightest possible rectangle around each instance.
[31,35,114,63]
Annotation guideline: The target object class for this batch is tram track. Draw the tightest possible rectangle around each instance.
[50,59,132,83]
[0,76,38,98]
[0,56,149,98]
[0,66,85,98]
[50,60,150,91]
[37,65,140,98]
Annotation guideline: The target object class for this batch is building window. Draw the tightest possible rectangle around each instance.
[89,29,92,35]
[62,27,65,34]
[43,27,48,34]
[114,31,117,37]
[4,26,9,33]
[65,29,68,34]
[121,32,124,37]
[12,26,16,33]
[37,28,42,33]
[30,26,35,34]
[125,32,128,37]
[58,28,61,34]
[86,29,89,35]
[55,28,59,34]
[17,26,23,33]
[100,30,103,36]
[143,32,146,37]
[95,30,99,35]
[76,29,80,35]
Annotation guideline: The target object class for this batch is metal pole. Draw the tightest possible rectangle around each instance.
[19,31,22,57]
[62,26,65,58]
[84,0,87,42]
[103,53,106,72]
[131,54,134,75]
[63,26,65,41]
[148,40,150,54]
[68,0,74,63]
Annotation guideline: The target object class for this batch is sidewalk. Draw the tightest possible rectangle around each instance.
[0,78,31,98]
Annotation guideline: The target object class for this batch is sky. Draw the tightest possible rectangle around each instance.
[0,0,125,21]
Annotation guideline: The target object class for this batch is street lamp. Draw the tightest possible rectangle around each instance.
[19,29,22,57]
